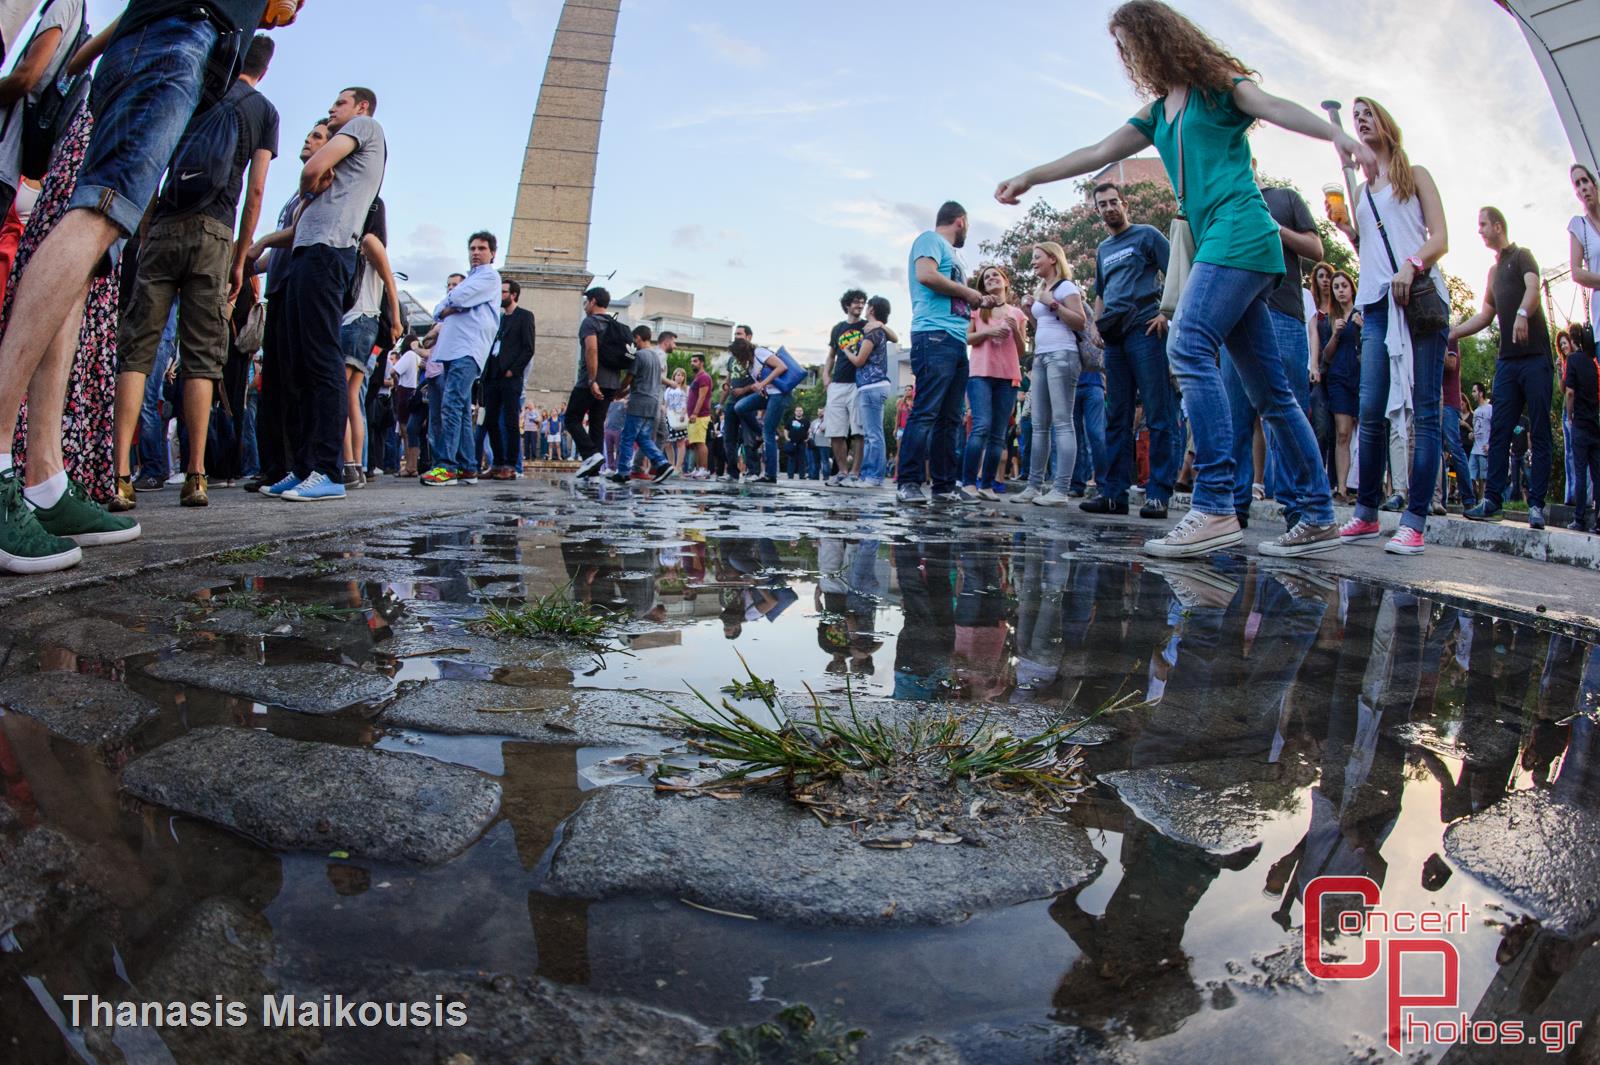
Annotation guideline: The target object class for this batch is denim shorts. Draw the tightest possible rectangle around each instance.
[341,315,381,374]
[1469,454,1488,481]
[69,13,219,239]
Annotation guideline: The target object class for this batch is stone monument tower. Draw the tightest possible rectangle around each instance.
[504,0,621,404]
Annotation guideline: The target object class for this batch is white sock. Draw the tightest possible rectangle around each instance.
[0,453,11,474]
[23,470,67,510]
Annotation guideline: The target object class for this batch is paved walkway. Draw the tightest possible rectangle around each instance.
[4,473,1596,630]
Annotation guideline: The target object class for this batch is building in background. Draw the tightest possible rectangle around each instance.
[611,286,734,361]
[1085,157,1169,202]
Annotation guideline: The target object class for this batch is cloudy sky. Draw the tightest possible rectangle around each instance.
[60,0,1588,358]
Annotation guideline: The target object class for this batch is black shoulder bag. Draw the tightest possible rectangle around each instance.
[1365,187,1449,335]
[17,0,91,180]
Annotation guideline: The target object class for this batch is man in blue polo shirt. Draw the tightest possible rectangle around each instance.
[896,200,995,506]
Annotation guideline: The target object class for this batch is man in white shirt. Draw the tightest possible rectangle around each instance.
[420,231,500,486]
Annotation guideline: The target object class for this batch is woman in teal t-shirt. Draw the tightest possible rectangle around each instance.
[996,0,1375,563]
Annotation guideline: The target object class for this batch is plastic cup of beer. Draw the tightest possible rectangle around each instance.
[263,0,301,26]
[1323,183,1347,225]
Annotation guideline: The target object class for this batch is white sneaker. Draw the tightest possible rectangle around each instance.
[1143,511,1244,559]
[572,453,604,479]
[1034,490,1073,507]
[825,474,846,487]
[977,487,1001,502]
[1013,486,1041,504]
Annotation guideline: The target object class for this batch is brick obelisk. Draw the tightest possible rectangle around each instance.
[505,0,621,405]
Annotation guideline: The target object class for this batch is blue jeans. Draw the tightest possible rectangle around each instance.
[617,413,668,473]
[1565,413,1577,504]
[1441,403,1472,505]
[1028,349,1079,494]
[855,382,891,483]
[1225,308,1314,518]
[1104,325,1180,504]
[735,391,788,477]
[1571,420,1600,518]
[1071,370,1107,492]
[241,378,260,479]
[1483,356,1553,510]
[71,13,217,239]
[896,330,969,491]
[135,310,177,482]
[429,358,478,473]
[1353,299,1447,532]
[1168,262,1332,524]
[962,376,1017,487]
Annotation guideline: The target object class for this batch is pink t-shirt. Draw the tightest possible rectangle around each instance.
[967,305,1025,385]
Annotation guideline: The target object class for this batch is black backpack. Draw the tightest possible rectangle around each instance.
[156,80,249,217]
[13,0,90,181]
[595,314,636,373]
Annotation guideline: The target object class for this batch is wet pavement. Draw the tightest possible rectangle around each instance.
[1,475,1598,1063]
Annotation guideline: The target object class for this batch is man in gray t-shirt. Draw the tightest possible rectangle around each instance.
[272,87,388,498]
[610,325,675,483]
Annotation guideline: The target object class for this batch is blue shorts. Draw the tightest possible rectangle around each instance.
[341,315,380,374]
[1469,454,1488,481]
[69,14,218,240]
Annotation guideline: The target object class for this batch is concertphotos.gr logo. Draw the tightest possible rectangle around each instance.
[1302,876,1584,1055]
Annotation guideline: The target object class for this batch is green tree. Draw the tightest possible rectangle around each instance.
[979,181,1180,301]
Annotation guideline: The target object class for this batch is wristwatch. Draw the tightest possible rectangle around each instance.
[1405,255,1425,272]
[1516,309,1529,318]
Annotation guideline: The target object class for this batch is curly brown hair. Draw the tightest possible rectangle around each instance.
[1108,1,1256,101]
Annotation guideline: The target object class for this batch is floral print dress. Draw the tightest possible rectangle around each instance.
[5,104,122,503]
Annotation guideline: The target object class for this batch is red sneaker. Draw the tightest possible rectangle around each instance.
[1384,527,1425,555]
[1338,516,1381,542]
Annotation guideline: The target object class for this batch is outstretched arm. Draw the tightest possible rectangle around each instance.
[996,119,1152,205]
[1233,81,1376,176]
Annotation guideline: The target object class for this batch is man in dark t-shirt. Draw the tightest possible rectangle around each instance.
[1454,207,1555,527]
[109,35,280,512]
[823,290,866,484]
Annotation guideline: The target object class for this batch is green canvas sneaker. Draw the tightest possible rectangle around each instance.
[0,471,82,574]
[32,478,142,547]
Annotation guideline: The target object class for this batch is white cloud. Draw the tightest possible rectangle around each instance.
[1033,74,1117,108]
[657,96,868,131]
[785,140,872,181]
[690,23,767,69]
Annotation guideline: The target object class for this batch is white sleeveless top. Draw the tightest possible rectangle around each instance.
[1568,214,1600,332]
[1354,181,1447,309]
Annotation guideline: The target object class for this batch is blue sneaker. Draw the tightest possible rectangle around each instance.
[282,472,345,502]
[1464,501,1503,523]
[261,473,301,498]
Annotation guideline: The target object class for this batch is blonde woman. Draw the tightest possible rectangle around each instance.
[996,0,1372,558]
[1333,97,1450,554]
[664,367,689,468]
[963,264,1027,500]
[1018,243,1086,506]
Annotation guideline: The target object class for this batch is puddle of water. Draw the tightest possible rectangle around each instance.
[3,497,1599,1062]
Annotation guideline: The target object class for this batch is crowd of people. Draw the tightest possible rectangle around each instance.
[2,0,1598,578]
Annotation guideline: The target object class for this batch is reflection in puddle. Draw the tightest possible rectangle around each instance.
[3,492,1599,1062]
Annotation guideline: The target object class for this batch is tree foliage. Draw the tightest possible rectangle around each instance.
[979,181,1179,301]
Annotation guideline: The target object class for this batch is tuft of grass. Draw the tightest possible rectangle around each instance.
[718,1004,866,1065]
[208,590,359,623]
[471,590,614,645]
[215,543,275,565]
[659,656,1139,812]
[721,675,778,701]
